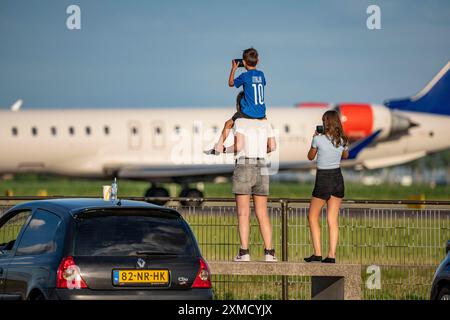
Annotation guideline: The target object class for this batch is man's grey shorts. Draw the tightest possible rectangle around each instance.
[232,159,269,196]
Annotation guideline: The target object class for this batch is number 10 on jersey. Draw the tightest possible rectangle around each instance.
[252,83,264,105]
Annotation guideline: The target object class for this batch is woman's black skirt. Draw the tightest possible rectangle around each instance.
[312,168,345,200]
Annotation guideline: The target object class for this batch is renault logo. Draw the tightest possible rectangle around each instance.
[137,258,146,269]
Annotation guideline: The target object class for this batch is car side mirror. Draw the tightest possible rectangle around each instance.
[446,240,450,254]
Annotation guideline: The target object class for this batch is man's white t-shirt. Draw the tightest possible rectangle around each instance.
[232,118,274,159]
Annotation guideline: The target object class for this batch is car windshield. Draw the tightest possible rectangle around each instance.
[74,212,195,257]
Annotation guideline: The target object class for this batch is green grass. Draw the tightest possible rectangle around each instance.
[206,181,450,199]
[1,174,449,199]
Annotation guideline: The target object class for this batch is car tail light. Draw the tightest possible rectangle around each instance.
[192,258,211,288]
[56,256,88,289]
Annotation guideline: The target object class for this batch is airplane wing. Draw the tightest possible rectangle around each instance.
[117,164,236,182]
[115,160,313,182]
[347,129,383,160]
[112,131,383,182]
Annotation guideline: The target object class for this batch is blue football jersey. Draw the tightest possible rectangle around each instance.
[234,69,266,118]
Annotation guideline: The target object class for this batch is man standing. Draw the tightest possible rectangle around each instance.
[225,117,277,262]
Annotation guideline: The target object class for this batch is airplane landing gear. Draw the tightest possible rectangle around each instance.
[144,186,169,205]
[143,184,204,207]
[179,188,204,207]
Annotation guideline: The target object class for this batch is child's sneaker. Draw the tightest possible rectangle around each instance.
[233,248,250,262]
[264,248,278,262]
[203,144,224,156]
[203,148,220,155]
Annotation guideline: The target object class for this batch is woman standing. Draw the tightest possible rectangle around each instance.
[304,110,349,264]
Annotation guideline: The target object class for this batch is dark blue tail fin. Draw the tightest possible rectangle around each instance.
[384,61,450,116]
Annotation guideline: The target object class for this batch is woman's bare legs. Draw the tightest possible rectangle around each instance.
[326,196,342,258]
[235,194,251,249]
[253,195,272,249]
[308,197,326,256]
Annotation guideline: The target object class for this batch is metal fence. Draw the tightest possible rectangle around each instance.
[1,197,449,300]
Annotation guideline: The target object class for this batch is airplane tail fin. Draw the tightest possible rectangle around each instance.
[384,60,450,116]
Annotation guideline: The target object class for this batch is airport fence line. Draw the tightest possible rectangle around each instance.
[1,196,449,300]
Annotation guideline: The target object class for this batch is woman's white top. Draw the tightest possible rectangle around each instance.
[311,134,348,169]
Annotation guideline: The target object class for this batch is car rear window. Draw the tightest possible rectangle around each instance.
[74,211,196,257]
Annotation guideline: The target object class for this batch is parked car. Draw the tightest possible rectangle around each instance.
[0,198,213,300]
[430,240,450,300]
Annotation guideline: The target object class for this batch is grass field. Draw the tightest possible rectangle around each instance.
[1,174,449,199]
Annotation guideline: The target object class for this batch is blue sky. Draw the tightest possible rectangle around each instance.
[0,0,449,108]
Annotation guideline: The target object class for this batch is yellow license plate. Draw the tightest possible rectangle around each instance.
[113,270,169,286]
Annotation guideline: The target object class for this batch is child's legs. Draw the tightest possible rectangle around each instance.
[215,118,235,149]
[253,194,272,250]
[326,196,341,258]
[308,197,326,256]
[235,194,251,249]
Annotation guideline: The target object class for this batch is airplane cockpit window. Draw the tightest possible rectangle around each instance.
[31,127,38,136]
[11,127,18,136]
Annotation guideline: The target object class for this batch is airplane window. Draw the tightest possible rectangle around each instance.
[69,127,75,136]
[31,127,38,136]
[174,125,180,134]
[104,126,110,135]
[86,126,91,135]
[51,127,57,136]
[12,127,18,136]
[193,125,199,134]
[155,127,162,135]
[132,127,138,135]
[212,125,219,133]
[285,125,290,133]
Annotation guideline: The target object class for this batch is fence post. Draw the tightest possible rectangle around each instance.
[281,199,289,300]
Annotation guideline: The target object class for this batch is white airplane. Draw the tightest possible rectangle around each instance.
[0,61,449,202]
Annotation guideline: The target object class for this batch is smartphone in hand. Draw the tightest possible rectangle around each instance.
[316,125,324,134]
[234,59,245,68]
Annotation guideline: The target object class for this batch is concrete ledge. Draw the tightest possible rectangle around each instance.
[208,261,361,300]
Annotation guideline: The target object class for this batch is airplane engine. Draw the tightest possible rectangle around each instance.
[334,103,417,142]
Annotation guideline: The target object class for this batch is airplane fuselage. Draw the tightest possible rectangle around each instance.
[0,106,448,180]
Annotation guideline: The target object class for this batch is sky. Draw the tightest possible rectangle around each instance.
[0,0,449,109]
